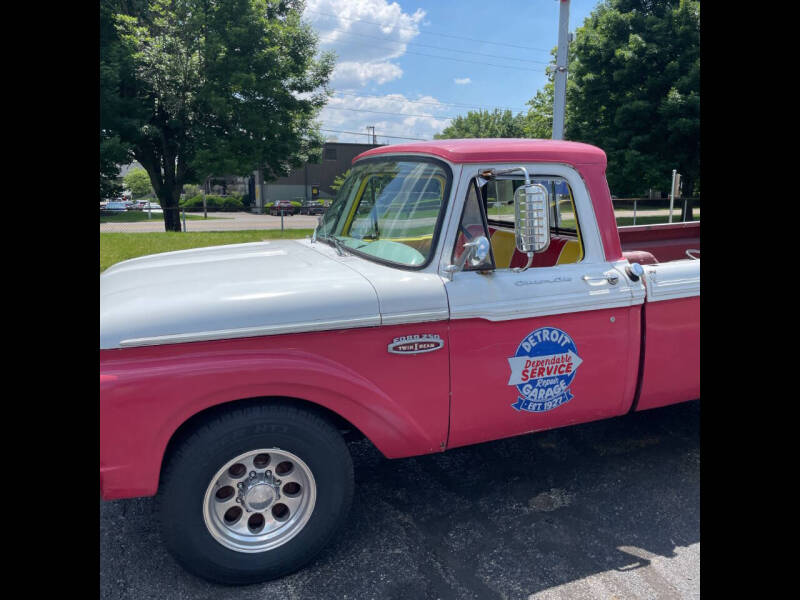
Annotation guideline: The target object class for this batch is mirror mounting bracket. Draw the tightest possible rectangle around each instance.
[514,254,535,273]
[444,236,491,281]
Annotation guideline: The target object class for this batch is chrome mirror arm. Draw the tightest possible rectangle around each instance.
[444,244,476,281]
[514,253,535,273]
[444,237,491,281]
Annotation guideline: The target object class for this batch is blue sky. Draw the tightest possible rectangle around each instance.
[303,0,601,144]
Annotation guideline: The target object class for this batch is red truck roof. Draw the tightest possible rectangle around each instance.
[353,138,607,167]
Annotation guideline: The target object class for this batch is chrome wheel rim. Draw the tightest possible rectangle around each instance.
[202,448,317,553]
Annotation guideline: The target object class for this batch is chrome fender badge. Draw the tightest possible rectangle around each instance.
[388,334,444,355]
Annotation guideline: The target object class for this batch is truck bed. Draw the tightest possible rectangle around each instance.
[627,222,700,413]
[618,221,700,263]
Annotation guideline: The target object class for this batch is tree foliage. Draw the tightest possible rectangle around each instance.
[100,0,334,230]
[100,0,141,198]
[330,168,350,193]
[434,109,528,139]
[521,47,581,140]
[566,0,700,196]
[522,83,554,140]
[100,136,129,199]
[123,168,155,197]
[432,1,699,198]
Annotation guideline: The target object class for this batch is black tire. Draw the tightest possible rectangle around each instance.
[157,403,354,585]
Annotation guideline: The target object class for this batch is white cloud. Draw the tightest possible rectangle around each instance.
[454,77,472,85]
[332,62,403,86]
[302,3,458,141]
[318,92,453,143]
[304,0,425,87]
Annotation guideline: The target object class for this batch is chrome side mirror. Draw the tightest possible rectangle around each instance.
[475,167,547,272]
[464,236,491,267]
[514,184,550,270]
[444,235,491,280]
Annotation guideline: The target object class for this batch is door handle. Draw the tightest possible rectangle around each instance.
[582,273,619,286]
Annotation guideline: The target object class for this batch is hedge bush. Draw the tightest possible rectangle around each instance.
[182,184,203,198]
[262,200,303,214]
[179,194,244,212]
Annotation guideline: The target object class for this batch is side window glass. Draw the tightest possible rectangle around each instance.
[555,181,578,230]
[485,175,584,269]
[485,179,518,224]
[452,180,494,270]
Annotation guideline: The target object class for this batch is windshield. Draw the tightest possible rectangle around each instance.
[316,157,451,268]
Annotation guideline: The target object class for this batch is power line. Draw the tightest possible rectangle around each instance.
[330,90,530,113]
[323,97,534,121]
[304,7,556,53]
[319,128,430,141]
[326,37,547,72]
[317,26,553,64]
[322,105,456,120]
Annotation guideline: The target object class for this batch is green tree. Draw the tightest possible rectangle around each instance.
[100,0,142,198]
[123,168,154,198]
[565,0,699,198]
[182,183,203,198]
[521,45,581,139]
[523,83,554,139]
[101,0,334,230]
[100,136,129,199]
[434,109,528,139]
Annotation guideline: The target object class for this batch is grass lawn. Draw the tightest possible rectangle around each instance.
[100,229,313,271]
[100,211,223,223]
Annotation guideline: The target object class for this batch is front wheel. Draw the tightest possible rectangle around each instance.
[158,403,354,585]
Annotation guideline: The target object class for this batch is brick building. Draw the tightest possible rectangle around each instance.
[253,141,383,209]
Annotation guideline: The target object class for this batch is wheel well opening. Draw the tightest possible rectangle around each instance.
[159,396,370,490]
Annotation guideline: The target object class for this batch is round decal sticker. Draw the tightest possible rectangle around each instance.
[506,327,583,413]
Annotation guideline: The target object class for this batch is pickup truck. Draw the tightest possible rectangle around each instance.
[100,139,699,585]
[299,199,327,215]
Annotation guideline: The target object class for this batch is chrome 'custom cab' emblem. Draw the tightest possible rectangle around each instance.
[388,334,444,355]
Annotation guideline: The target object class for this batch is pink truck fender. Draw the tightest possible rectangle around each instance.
[100,323,451,500]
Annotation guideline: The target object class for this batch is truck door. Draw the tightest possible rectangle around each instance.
[441,164,644,450]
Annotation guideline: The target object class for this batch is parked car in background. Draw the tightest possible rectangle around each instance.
[103,201,129,212]
[299,200,326,215]
[269,200,295,216]
[140,201,163,212]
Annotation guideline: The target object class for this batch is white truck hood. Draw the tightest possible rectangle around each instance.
[100,240,384,349]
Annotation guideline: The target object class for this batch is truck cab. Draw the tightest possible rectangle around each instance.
[313,138,698,448]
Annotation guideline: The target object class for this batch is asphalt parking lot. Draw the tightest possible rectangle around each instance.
[100,400,699,600]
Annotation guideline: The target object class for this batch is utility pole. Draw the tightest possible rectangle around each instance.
[552,0,570,140]
[367,126,376,144]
